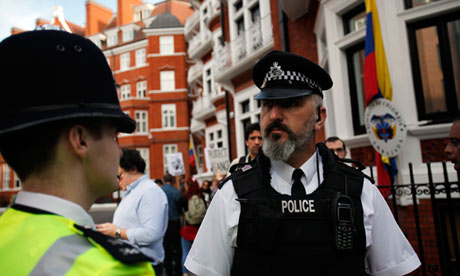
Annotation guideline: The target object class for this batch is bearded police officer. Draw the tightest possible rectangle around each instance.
[0,29,155,275]
[184,51,421,275]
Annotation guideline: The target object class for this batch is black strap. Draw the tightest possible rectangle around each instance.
[74,224,154,264]
[11,204,56,215]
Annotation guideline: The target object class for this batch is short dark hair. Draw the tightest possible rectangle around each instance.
[154,179,163,185]
[163,173,174,183]
[244,123,261,141]
[0,118,105,181]
[120,148,146,173]
[325,136,346,151]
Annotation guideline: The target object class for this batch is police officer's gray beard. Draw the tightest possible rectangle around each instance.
[263,115,317,161]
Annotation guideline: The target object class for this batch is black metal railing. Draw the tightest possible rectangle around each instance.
[373,162,460,276]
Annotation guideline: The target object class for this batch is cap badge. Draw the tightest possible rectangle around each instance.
[268,62,284,79]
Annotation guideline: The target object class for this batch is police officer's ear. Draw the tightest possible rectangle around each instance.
[68,125,90,158]
[314,106,327,132]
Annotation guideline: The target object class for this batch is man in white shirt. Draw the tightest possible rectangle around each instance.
[97,148,168,272]
[185,50,421,276]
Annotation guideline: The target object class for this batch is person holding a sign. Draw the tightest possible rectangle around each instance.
[97,148,168,273]
[184,50,420,275]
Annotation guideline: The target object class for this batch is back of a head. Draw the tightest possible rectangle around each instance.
[163,173,174,184]
[245,123,261,141]
[0,29,136,180]
[120,148,146,174]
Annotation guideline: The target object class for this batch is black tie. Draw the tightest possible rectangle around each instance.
[291,169,306,197]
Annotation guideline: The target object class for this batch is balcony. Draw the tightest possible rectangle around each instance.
[187,61,203,84]
[190,118,206,134]
[209,82,225,103]
[184,10,199,40]
[202,0,220,27]
[213,14,274,82]
[188,28,213,60]
[192,95,215,121]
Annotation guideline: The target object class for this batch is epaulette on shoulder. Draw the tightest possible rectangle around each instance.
[74,224,153,264]
[218,163,256,190]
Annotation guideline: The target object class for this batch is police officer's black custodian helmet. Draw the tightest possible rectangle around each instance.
[0,29,135,137]
[253,50,333,100]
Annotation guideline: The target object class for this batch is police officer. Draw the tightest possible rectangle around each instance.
[0,29,155,275]
[184,51,421,275]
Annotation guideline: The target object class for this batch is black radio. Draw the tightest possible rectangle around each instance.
[333,195,355,252]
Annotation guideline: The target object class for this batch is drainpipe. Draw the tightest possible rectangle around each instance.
[220,0,225,46]
[278,0,290,52]
[225,90,232,161]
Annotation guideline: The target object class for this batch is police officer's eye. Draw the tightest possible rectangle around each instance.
[262,101,274,109]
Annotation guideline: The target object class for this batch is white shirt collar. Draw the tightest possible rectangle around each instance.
[269,149,324,195]
[15,191,95,228]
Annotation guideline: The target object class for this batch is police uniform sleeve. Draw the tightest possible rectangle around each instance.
[362,180,421,275]
[185,180,240,276]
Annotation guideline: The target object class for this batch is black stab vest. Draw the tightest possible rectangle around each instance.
[226,143,369,276]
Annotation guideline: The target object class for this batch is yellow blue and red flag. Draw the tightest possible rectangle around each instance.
[364,0,396,197]
[189,134,196,168]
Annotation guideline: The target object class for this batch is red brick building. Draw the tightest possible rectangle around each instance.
[0,0,194,206]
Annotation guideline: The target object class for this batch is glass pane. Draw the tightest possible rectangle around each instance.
[448,19,460,109]
[241,100,250,113]
[347,11,366,33]
[251,5,260,23]
[411,0,441,8]
[416,26,447,113]
[352,49,365,127]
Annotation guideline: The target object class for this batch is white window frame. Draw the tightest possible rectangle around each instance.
[120,53,130,71]
[135,110,148,134]
[160,36,174,55]
[137,148,150,175]
[160,70,175,91]
[107,32,118,47]
[134,11,141,22]
[136,81,147,98]
[14,173,21,190]
[206,124,226,149]
[136,48,146,66]
[122,29,134,42]
[121,84,131,100]
[161,104,176,129]
[163,144,178,174]
[3,164,10,191]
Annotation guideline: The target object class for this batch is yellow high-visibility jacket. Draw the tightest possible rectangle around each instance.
[0,205,155,276]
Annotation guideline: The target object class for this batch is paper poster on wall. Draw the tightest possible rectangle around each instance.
[166,152,185,176]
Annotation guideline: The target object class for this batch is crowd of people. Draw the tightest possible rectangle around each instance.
[7,27,458,276]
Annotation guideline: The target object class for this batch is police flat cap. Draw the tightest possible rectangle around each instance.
[0,29,135,136]
[253,50,332,100]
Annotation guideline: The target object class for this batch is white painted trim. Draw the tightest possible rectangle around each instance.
[143,27,184,36]
[150,127,189,132]
[148,88,187,94]
[103,40,148,56]
[114,63,150,74]
[147,52,186,57]
[408,123,452,140]
[397,0,460,23]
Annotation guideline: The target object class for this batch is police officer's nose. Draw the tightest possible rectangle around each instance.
[269,104,283,121]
